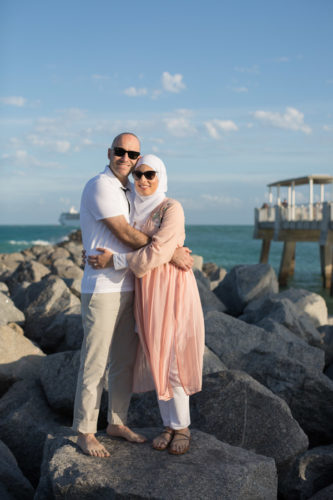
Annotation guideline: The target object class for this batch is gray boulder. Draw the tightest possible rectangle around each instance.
[214,263,278,316]
[191,370,308,470]
[63,277,81,298]
[278,288,328,327]
[6,260,50,293]
[0,324,45,395]
[203,345,227,375]
[0,379,71,487]
[205,311,333,445]
[196,280,227,315]
[0,252,25,281]
[194,268,211,289]
[318,325,333,366]
[325,363,333,381]
[0,292,25,326]
[279,444,333,500]
[192,254,203,270]
[0,282,9,294]
[35,429,277,500]
[23,274,80,347]
[240,296,323,347]
[58,240,83,267]
[0,439,34,499]
[52,258,83,280]
[309,484,333,499]
[41,306,83,352]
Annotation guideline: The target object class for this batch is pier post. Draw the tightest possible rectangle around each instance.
[279,241,296,286]
[320,244,333,289]
[260,239,271,263]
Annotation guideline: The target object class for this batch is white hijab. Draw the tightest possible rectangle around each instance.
[133,154,168,229]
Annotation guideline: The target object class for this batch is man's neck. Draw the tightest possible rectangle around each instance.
[109,165,128,187]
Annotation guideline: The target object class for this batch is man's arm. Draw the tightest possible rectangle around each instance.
[102,215,150,250]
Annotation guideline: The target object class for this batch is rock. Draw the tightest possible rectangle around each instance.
[6,261,50,293]
[191,370,308,470]
[196,280,227,315]
[279,444,333,500]
[318,325,333,366]
[325,363,333,381]
[0,324,45,395]
[39,350,107,426]
[52,258,83,280]
[35,429,277,500]
[278,288,328,327]
[63,277,81,298]
[40,350,81,416]
[256,318,325,374]
[193,268,211,289]
[0,252,25,280]
[203,345,227,375]
[309,484,333,499]
[49,247,71,262]
[10,281,31,311]
[58,241,83,267]
[22,244,53,258]
[202,261,219,277]
[192,254,203,270]
[23,274,80,347]
[0,439,34,499]
[205,311,333,445]
[0,292,25,326]
[0,282,9,294]
[44,309,83,352]
[214,264,279,316]
[0,380,71,487]
[240,296,323,348]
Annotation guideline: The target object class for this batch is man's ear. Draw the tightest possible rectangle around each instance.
[107,148,112,160]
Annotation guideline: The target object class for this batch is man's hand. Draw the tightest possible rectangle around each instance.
[171,247,193,271]
[87,248,114,269]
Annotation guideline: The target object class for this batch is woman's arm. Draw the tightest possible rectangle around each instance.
[126,200,185,278]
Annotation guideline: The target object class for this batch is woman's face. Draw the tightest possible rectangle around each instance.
[134,164,159,197]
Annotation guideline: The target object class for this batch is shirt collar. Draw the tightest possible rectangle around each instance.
[103,165,132,191]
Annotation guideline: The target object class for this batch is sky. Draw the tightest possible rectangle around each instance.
[0,0,332,225]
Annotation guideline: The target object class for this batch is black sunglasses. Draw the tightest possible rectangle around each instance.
[132,170,157,180]
[113,147,140,160]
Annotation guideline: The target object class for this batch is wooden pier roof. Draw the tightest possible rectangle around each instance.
[268,174,333,188]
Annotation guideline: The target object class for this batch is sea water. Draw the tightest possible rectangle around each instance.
[1,224,332,313]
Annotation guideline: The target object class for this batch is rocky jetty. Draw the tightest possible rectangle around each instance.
[0,230,332,499]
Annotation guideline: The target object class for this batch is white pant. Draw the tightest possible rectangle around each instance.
[157,343,190,430]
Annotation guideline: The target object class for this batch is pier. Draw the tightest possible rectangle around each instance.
[253,175,333,291]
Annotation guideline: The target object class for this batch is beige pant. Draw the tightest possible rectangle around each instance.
[72,291,138,434]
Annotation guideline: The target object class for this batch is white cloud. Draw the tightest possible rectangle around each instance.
[161,72,186,93]
[0,96,26,107]
[92,74,111,81]
[323,125,333,132]
[164,110,196,137]
[54,141,71,153]
[123,87,148,97]
[234,65,259,74]
[204,119,238,139]
[200,193,242,207]
[253,107,312,134]
[275,56,290,63]
[232,86,248,93]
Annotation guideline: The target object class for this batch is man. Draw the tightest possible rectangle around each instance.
[73,133,193,457]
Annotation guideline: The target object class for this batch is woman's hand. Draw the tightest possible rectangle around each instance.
[87,248,114,269]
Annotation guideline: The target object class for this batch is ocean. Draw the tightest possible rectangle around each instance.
[1,224,332,314]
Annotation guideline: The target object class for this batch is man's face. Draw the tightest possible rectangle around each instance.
[108,134,140,181]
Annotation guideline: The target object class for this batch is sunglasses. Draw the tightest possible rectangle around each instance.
[113,147,140,160]
[132,170,157,181]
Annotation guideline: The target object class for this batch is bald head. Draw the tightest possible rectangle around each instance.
[108,132,141,186]
[111,132,140,149]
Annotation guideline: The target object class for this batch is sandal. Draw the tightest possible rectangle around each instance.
[152,428,175,451]
[168,431,191,455]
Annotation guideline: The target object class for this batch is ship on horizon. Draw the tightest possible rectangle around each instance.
[59,206,80,227]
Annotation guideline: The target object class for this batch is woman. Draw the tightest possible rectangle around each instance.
[88,154,204,455]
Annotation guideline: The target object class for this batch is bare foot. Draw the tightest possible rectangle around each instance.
[106,424,147,443]
[152,427,174,451]
[169,428,191,455]
[76,433,110,458]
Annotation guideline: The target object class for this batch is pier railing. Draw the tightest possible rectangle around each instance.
[254,201,333,240]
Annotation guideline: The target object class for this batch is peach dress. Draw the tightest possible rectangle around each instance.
[127,198,205,401]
